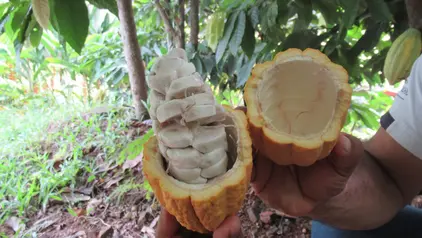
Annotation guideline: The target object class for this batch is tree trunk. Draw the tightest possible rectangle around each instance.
[117,0,148,120]
[189,0,199,49]
[178,0,185,49]
[405,0,422,30]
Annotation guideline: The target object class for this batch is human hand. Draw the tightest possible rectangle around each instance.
[155,208,242,238]
[236,106,364,217]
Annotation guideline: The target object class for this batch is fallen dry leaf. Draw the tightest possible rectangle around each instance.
[5,216,25,232]
[62,193,91,203]
[97,225,113,238]
[122,153,143,170]
[87,198,103,215]
[104,175,124,189]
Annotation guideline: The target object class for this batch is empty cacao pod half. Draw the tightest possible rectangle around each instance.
[244,48,352,166]
[142,48,253,233]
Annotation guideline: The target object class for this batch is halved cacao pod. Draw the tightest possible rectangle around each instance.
[244,48,352,166]
[143,105,253,233]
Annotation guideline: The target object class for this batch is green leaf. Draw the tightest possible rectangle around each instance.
[365,0,393,23]
[293,0,312,31]
[86,0,118,17]
[352,104,380,130]
[11,2,30,32]
[216,11,239,64]
[29,23,43,47]
[248,6,259,28]
[313,0,339,26]
[52,0,89,54]
[229,11,246,55]
[241,14,256,58]
[281,29,318,50]
[339,0,360,29]
[349,22,387,59]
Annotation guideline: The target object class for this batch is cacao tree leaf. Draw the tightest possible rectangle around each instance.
[31,0,50,29]
[216,11,239,64]
[365,0,393,23]
[349,22,387,60]
[339,0,360,29]
[0,4,13,35]
[29,23,43,47]
[201,54,216,75]
[312,0,339,26]
[260,1,278,35]
[229,10,246,55]
[241,14,255,58]
[281,29,318,50]
[293,0,312,31]
[11,2,30,32]
[352,104,379,130]
[51,0,89,54]
[13,6,32,60]
[276,0,290,26]
[86,0,118,17]
[323,36,337,56]
[248,6,259,28]
[236,54,257,88]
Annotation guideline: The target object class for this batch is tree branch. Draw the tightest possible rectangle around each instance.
[178,0,185,49]
[155,0,180,48]
[189,0,199,50]
[117,0,148,120]
[405,0,422,30]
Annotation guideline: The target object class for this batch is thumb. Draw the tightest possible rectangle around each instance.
[297,133,363,201]
[213,215,242,238]
[329,133,363,177]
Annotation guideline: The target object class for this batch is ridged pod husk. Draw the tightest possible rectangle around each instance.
[244,48,352,166]
[143,105,253,233]
[384,28,422,85]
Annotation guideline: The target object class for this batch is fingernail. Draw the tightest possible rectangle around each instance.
[340,134,351,155]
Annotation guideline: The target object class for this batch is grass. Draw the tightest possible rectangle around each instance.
[0,93,152,225]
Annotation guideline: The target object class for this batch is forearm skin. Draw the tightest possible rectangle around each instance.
[309,149,405,230]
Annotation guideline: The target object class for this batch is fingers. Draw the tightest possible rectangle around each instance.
[250,152,273,193]
[213,215,242,238]
[297,133,364,201]
[329,133,364,177]
[156,208,181,238]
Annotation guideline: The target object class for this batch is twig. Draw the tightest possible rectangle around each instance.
[155,0,178,46]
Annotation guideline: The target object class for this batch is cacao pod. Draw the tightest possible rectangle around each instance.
[383,28,422,85]
[205,12,226,52]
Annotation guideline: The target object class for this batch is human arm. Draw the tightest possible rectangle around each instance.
[309,56,422,230]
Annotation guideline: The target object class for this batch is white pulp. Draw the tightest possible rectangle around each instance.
[147,48,229,184]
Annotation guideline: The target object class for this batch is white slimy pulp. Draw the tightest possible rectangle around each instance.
[147,48,231,184]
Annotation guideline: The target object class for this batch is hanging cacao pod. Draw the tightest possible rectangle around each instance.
[205,12,226,52]
[383,28,422,85]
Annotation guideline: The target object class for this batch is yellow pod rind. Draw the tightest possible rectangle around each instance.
[142,105,253,233]
[244,48,352,166]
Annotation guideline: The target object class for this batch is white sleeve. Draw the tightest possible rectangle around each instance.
[380,55,422,159]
